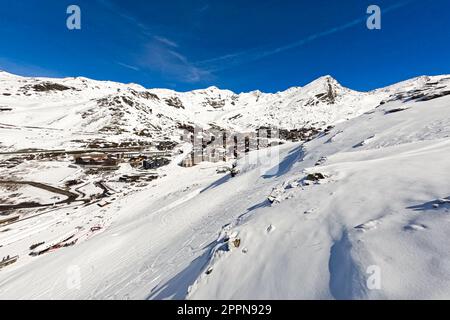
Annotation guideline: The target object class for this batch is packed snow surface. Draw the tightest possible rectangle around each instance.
[0,71,450,299]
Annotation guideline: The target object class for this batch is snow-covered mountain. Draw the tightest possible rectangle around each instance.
[2,71,449,153]
[1,71,450,299]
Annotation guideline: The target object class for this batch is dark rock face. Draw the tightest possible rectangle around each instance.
[165,97,184,109]
[384,107,410,115]
[121,96,134,107]
[128,89,159,101]
[380,78,450,105]
[315,156,327,166]
[31,82,72,92]
[316,81,337,104]
[203,97,226,109]
[305,173,326,182]
[228,113,242,120]
[279,127,321,142]
[177,123,195,133]
[418,90,450,101]
[305,78,338,106]
[140,92,159,100]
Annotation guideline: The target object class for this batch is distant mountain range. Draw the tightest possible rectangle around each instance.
[1,70,449,152]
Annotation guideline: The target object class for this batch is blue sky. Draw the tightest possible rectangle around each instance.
[1,0,449,92]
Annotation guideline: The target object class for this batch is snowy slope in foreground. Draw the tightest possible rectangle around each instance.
[0,75,449,299]
[187,90,450,299]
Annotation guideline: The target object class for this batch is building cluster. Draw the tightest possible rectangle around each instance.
[73,153,121,167]
[73,150,171,170]
[180,126,279,167]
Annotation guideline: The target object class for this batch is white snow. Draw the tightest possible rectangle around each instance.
[0,71,450,299]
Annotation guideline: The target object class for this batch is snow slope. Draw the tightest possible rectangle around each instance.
[0,72,450,299]
[187,86,450,300]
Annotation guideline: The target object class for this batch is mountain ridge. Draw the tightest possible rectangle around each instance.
[3,69,449,94]
[1,70,450,152]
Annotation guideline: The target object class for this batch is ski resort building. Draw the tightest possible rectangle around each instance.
[180,127,271,167]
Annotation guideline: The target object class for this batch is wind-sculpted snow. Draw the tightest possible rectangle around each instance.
[187,92,450,300]
[0,71,450,299]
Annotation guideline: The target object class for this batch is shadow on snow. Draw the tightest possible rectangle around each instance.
[146,239,226,300]
[200,174,231,193]
[262,145,304,179]
[406,196,450,211]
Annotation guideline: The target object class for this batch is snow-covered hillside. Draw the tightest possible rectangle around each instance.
[0,71,449,299]
[188,87,450,299]
[0,70,440,152]
[1,71,449,149]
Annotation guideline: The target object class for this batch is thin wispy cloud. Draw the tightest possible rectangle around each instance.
[154,36,179,48]
[167,50,188,63]
[195,0,415,73]
[196,4,210,14]
[96,0,162,36]
[96,0,209,83]
[116,61,140,71]
[98,0,411,84]
[138,38,211,83]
